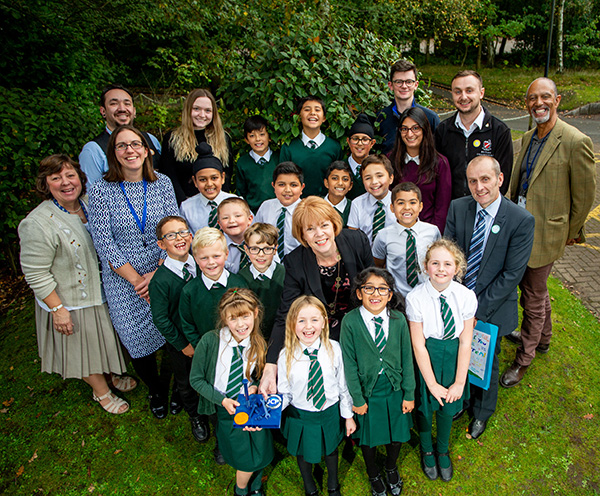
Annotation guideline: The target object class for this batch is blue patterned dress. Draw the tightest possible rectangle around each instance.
[88,173,179,358]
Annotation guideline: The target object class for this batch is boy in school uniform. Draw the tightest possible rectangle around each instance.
[180,142,237,233]
[254,161,305,259]
[148,215,209,442]
[217,197,255,274]
[235,115,279,212]
[179,227,248,348]
[348,154,396,246]
[323,161,353,227]
[279,96,344,197]
[238,223,285,341]
[346,113,376,200]
[373,182,441,298]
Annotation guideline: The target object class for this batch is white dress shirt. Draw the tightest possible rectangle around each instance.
[164,253,197,279]
[249,148,273,163]
[254,198,301,256]
[179,190,238,234]
[301,131,326,149]
[455,107,485,139]
[347,190,395,245]
[214,327,253,397]
[201,269,230,291]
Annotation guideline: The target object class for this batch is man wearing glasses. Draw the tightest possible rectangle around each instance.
[376,59,440,154]
[434,70,513,200]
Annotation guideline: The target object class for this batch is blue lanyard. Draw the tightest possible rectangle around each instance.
[523,130,548,193]
[119,179,147,238]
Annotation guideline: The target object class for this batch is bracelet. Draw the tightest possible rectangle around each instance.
[51,304,64,313]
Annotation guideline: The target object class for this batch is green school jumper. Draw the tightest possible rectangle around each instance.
[235,150,280,212]
[280,137,344,197]
[347,164,366,200]
[237,263,285,341]
[179,273,248,347]
[334,199,352,227]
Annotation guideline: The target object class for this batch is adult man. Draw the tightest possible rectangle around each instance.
[376,59,440,154]
[501,78,596,387]
[79,84,161,186]
[445,156,534,439]
[435,70,513,199]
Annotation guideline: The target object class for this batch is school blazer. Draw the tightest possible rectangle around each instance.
[507,118,595,268]
[340,308,415,408]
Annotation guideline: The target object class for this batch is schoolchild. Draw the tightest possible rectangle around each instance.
[279,96,344,197]
[345,113,376,200]
[217,197,255,274]
[238,223,285,341]
[236,115,279,212]
[190,288,273,496]
[347,155,395,245]
[278,296,356,496]
[323,161,353,227]
[148,215,209,441]
[179,143,237,233]
[254,162,305,259]
[373,182,440,298]
[405,239,477,482]
[340,268,415,496]
[179,227,248,348]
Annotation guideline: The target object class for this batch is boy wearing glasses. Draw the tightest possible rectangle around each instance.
[149,215,208,443]
[376,59,440,154]
[238,223,285,340]
[345,113,375,200]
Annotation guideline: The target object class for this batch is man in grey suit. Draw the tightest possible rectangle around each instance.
[445,156,535,439]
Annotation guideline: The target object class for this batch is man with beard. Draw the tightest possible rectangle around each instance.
[501,77,596,387]
[435,70,513,199]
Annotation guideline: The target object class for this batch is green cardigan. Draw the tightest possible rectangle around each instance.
[340,308,415,408]
[235,150,279,212]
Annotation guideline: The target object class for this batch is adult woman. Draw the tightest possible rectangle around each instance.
[88,125,179,417]
[18,155,132,414]
[390,107,452,233]
[261,196,373,393]
[159,88,233,204]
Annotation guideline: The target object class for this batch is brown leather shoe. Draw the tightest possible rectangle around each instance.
[500,362,528,388]
[506,330,522,344]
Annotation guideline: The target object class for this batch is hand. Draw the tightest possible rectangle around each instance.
[402,400,415,414]
[133,276,150,302]
[53,307,74,335]
[345,417,357,436]
[243,426,263,432]
[181,344,195,357]
[352,403,368,415]
[428,383,448,407]
[221,397,240,415]
[248,385,258,395]
[445,382,465,403]
[258,364,278,398]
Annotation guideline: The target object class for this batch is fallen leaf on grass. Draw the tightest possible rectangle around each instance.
[477,439,484,446]
[0,408,8,414]
[583,414,594,420]
[136,476,140,482]
[28,450,38,463]
[88,484,95,492]
[16,466,24,478]
[114,449,123,455]
[528,384,533,388]
[9,366,13,370]
[504,413,510,421]
[458,455,463,460]
[82,440,85,447]
[3,398,14,407]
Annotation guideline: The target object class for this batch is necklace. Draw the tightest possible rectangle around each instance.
[53,198,88,220]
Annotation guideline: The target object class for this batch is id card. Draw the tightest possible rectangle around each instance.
[518,195,527,208]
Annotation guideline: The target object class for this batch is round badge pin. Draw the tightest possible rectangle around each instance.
[473,140,481,147]
[491,225,500,234]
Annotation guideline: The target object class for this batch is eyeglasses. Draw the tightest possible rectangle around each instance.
[392,79,416,87]
[349,136,374,145]
[115,140,144,152]
[246,246,276,255]
[161,229,191,240]
[360,285,391,296]
[400,125,422,135]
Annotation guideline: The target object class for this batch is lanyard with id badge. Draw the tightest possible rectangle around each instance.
[519,131,548,208]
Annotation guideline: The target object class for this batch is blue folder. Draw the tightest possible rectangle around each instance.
[468,320,499,390]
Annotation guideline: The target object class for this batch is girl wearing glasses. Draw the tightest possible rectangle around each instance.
[389,107,452,233]
[340,267,415,496]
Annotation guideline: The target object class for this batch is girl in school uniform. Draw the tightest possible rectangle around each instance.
[405,239,477,483]
[190,288,273,496]
[278,295,356,496]
[340,268,415,496]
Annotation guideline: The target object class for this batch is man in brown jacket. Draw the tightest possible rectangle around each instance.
[501,77,596,387]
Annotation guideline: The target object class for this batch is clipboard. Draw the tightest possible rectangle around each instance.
[468,320,499,390]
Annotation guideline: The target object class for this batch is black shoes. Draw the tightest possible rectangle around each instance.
[437,452,453,482]
[420,451,438,480]
[170,389,183,415]
[368,475,386,496]
[468,418,487,439]
[149,394,167,419]
[214,445,226,465]
[190,416,209,442]
[506,330,522,344]
[384,467,403,495]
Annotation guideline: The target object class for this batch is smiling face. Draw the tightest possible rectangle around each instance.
[302,217,337,258]
[194,242,228,281]
[46,164,83,208]
[362,162,393,200]
[526,78,561,126]
[451,75,484,117]
[192,168,225,200]
[295,304,325,347]
[357,274,392,315]
[391,190,423,228]
[114,129,148,181]
[218,203,253,243]
[387,69,419,104]
[347,133,376,163]
[272,173,304,207]
[101,89,136,131]
[466,158,503,209]
[426,247,458,291]
[244,233,276,273]
[324,169,353,204]
[226,308,258,343]
[157,219,192,262]
[399,117,423,155]
[191,96,213,130]
[299,100,325,135]
[245,127,269,156]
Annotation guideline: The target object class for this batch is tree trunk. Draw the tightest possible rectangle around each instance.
[477,33,483,70]
[425,38,431,63]
[499,37,507,57]
[461,42,469,66]
[557,0,565,72]
[487,36,495,67]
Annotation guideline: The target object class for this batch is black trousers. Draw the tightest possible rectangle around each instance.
[165,342,199,418]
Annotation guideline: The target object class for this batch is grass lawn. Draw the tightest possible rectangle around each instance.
[2,277,599,495]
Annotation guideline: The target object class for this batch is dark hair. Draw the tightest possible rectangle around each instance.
[155,215,189,239]
[243,115,270,137]
[391,182,422,203]
[390,59,418,82]
[325,160,353,180]
[273,161,304,184]
[296,96,326,116]
[390,107,439,184]
[36,154,87,200]
[99,84,134,107]
[104,125,158,183]
[360,154,394,178]
[351,267,405,313]
[451,70,483,87]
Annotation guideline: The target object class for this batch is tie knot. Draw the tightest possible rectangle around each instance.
[440,294,447,303]
[478,209,487,219]
[304,348,318,359]
[376,201,383,207]
[281,207,287,213]
[208,200,217,207]
[373,316,383,325]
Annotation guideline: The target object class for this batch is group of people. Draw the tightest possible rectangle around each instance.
[18,58,596,496]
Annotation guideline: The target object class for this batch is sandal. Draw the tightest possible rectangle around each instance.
[93,390,129,414]
[109,374,138,393]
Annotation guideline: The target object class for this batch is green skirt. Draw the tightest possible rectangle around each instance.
[353,373,413,448]
[216,405,274,472]
[282,403,343,464]
[416,338,470,418]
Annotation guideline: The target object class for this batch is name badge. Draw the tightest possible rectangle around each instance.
[518,196,527,208]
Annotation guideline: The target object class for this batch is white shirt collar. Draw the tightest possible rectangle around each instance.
[455,107,485,136]
[325,195,348,214]
[425,278,452,299]
[249,148,272,163]
[359,304,390,326]
[476,193,502,219]
[405,154,420,166]
[163,253,196,279]
[221,327,251,349]
[301,131,326,148]
[369,190,391,207]
[198,190,226,207]
[201,269,230,290]
[348,155,361,175]
[249,261,277,280]
[300,336,321,354]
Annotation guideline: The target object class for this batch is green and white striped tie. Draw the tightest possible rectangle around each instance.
[226,346,245,398]
[208,200,218,228]
[373,316,387,353]
[304,348,326,410]
[372,201,385,241]
[440,295,456,340]
[406,229,419,288]
[277,207,287,259]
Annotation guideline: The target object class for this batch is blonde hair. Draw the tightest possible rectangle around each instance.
[217,197,251,218]
[218,288,266,380]
[169,89,230,167]
[284,296,333,379]
[424,238,467,282]
[291,196,343,247]
[191,227,228,255]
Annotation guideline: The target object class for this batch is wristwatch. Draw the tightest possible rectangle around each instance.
[51,304,64,312]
